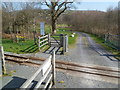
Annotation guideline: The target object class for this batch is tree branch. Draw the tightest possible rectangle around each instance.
[45,1,51,8]
[55,2,72,20]
[55,2,66,15]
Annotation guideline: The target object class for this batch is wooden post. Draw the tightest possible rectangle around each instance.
[0,47,2,76]
[107,34,110,43]
[48,33,51,46]
[118,35,120,50]
[60,34,63,47]
[65,35,68,52]
[38,36,40,51]
[63,36,65,54]
[52,51,55,85]
[0,46,6,75]
[104,34,107,43]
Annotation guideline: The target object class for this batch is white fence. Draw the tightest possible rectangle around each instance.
[51,34,68,54]
[38,34,50,51]
[38,34,68,54]
[20,51,55,89]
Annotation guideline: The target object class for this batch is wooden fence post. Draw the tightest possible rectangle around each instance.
[0,46,6,75]
[52,51,55,85]
[118,35,120,50]
[48,33,51,46]
[63,36,65,54]
[60,34,63,47]
[38,36,40,51]
[65,35,68,52]
[104,34,107,43]
[0,47,2,76]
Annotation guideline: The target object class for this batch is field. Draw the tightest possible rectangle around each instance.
[2,26,78,54]
[2,39,38,54]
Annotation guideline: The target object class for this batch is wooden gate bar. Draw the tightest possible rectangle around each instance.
[35,65,52,88]
[38,36,40,51]
[43,74,52,88]
[20,51,55,89]
[20,55,52,88]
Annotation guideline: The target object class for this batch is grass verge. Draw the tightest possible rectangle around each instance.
[89,34,120,59]
[57,28,78,46]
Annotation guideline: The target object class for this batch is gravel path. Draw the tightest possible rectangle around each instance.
[21,32,119,68]
[2,32,120,88]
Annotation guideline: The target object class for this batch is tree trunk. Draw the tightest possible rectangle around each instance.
[51,19,56,34]
[9,24,15,42]
[51,2,56,35]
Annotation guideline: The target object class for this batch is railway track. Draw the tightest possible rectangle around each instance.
[4,53,120,78]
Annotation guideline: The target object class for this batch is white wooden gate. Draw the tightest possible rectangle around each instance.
[20,51,55,89]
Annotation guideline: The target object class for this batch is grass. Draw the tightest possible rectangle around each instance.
[2,25,78,54]
[3,70,16,77]
[89,34,120,58]
[2,39,38,54]
[57,28,78,45]
[44,25,78,45]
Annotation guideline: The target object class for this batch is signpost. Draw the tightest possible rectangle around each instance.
[40,22,45,35]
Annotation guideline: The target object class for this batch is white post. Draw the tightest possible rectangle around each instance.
[0,46,6,75]
[63,36,65,54]
[48,33,51,46]
[0,47,2,76]
[65,35,68,52]
[38,36,40,51]
[52,51,55,85]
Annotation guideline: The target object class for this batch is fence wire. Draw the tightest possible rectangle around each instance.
[105,34,120,50]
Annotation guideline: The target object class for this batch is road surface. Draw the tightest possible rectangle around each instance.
[67,32,119,67]
[2,32,120,88]
[28,32,120,88]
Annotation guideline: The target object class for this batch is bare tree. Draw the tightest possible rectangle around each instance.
[2,2,16,41]
[45,0,76,34]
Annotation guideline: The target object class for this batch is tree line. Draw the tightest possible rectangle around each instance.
[2,2,119,44]
[62,7,119,37]
[2,2,46,41]
[2,1,76,42]
[61,7,120,49]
